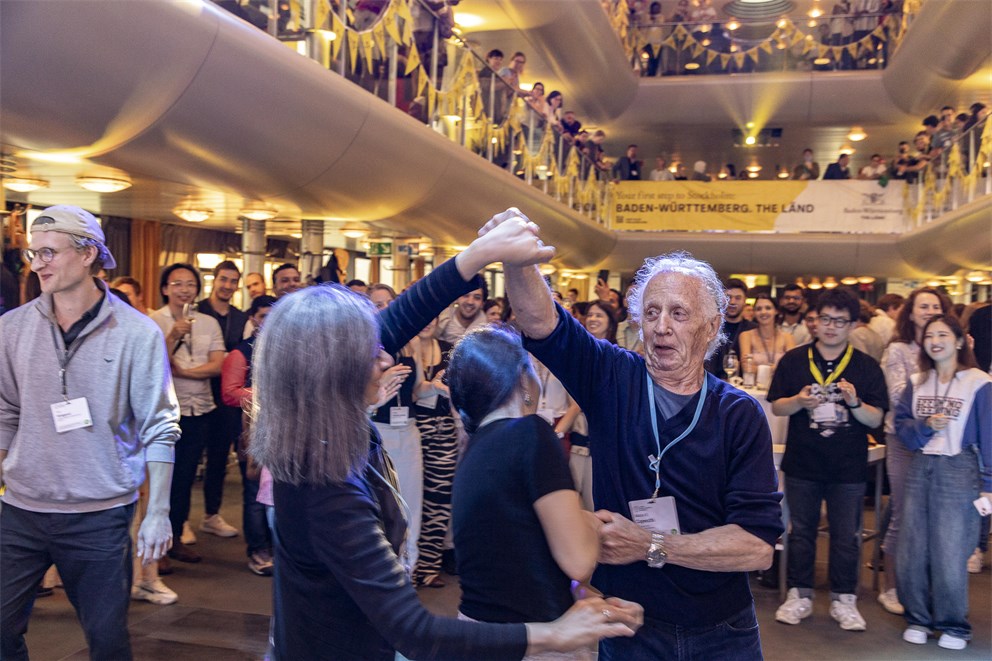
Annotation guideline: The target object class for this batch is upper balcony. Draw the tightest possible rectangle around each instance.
[1,0,989,280]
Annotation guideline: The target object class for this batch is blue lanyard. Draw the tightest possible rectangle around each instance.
[646,371,708,499]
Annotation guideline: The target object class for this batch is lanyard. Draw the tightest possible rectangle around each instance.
[646,371,707,499]
[933,372,956,415]
[808,344,853,386]
[49,323,89,401]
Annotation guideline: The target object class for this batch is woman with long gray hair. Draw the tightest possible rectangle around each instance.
[248,212,642,660]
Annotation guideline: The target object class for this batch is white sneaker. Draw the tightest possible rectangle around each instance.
[966,548,983,574]
[877,588,904,615]
[938,633,968,650]
[181,521,197,545]
[131,579,178,606]
[902,627,929,645]
[775,588,813,625]
[829,594,866,631]
[200,514,238,537]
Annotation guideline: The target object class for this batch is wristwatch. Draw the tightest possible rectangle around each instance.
[646,532,667,568]
[846,398,862,409]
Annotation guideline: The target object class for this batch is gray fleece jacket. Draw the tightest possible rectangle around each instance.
[0,280,180,513]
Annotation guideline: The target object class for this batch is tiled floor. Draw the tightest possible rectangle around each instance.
[22,473,992,660]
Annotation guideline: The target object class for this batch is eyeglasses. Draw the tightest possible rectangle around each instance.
[782,294,803,301]
[22,247,66,264]
[817,315,852,328]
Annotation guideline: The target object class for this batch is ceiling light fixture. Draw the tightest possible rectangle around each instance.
[2,176,50,192]
[847,126,867,142]
[570,272,589,280]
[685,62,700,70]
[726,19,740,31]
[926,279,942,287]
[776,18,789,29]
[777,169,790,179]
[340,222,368,239]
[823,277,838,289]
[455,12,484,28]
[239,203,278,221]
[857,275,876,284]
[808,4,823,18]
[746,162,762,172]
[538,263,557,276]
[839,144,856,155]
[173,202,213,223]
[76,174,132,193]
[808,277,823,290]
[747,171,759,178]
[745,135,757,146]
[841,276,859,285]
[813,56,830,65]
[965,271,986,282]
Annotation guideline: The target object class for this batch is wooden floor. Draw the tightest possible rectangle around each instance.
[21,471,992,660]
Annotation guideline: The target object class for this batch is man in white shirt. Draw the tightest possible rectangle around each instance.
[435,285,488,343]
[649,156,674,181]
[150,264,226,563]
[779,284,812,345]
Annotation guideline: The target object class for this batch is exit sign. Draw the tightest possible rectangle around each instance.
[368,242,392,256]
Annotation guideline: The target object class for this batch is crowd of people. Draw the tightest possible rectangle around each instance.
[1,204,989,659]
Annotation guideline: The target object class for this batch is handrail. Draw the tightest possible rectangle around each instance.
[902,117,992,227]
[611,1,917,76]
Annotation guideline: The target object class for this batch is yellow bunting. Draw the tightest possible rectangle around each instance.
[372,22,387,56]
[314,0,330,30]
[706,49,719,66]
[662,36,677,48]
[289,0,301,30]
[818,45,830,58]
[733,52,745,68]
[397,0,414,45]
[360,32,375,69]
[427,85,436,119]
[692,42,705,57]
[674,24,688,39]
[330,14,343,60]
[747,48,760,64]
[347,30,360,73]
[760,40,773,55]
[381,5,400,43]
[791,31,806,46]
[720,53,732,68]
[405,42,421,75]
[846,42,859,57]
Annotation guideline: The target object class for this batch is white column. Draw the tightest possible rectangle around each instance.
[300,219,325,283]
[242,218,266,296]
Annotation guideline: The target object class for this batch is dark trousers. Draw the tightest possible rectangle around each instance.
[204,405,240,515]
[171,410,216,538]
[238,460,270,556]
[1,503,135,661]
[599,604,762,661]
[785,476,864,595]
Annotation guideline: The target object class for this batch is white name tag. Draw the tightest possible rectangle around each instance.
[812,402,837,423]
[51,397,93,433]
[389,406,409,427]
[629,496,681,536]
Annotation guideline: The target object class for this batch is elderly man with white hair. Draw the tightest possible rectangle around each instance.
[494,210,783,660]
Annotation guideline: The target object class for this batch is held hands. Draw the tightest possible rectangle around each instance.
[595,510,652,565]
[550,596,643,650]
[836,379,859,407]
[473,208,556,267]
[136,511,173,565]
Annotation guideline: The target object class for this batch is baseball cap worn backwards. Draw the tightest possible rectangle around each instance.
[31,205,117,269]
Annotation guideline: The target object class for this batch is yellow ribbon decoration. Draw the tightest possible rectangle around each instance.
[808,345,854,387]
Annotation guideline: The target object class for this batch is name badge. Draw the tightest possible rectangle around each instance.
[629,495,681,535]
[389,406,409,427]
[811,402,837,423]
[51,397,93,433]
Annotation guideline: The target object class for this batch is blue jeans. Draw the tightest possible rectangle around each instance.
[599,604,762,661]
[897,450,980,639]
[784,476,864,595]
[1,503,135,661]
[239,460,271,556]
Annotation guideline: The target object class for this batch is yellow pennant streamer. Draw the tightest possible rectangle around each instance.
[692,42,705,57]
[405,43,421,76]
[706,49,719,66]
[846,42,859,57]
[747,48,760,64]
[372,22,387,57]
[330,15,343,61]
[347,30,360,73]
[383,5,402,44]
[733,52,745,68]
[760,40,773,55]
[361,32,375,69]
[720,53,732,68]
[314,0,330,30]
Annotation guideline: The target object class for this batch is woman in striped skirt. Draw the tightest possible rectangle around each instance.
[412,318,458,588]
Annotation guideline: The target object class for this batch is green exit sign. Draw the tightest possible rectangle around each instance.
[368,242,392,256]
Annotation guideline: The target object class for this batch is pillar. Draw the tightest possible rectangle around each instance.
[242,218,266,296]
[300,219,325,284]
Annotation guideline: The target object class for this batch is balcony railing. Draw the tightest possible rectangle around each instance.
[215,0,985,234]
[607,0,917,76]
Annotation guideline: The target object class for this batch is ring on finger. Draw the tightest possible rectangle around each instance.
[602,609,611,620]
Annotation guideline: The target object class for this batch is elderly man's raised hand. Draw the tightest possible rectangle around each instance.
[457,208,554,279]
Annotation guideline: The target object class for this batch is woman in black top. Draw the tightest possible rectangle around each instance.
[447,326,607,658]
[249,214,642,661]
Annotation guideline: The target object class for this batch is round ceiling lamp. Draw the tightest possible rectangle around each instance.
[173,202,213,223]
[841,276,859,285]
[76,174,132,193]
[847,126,867,142]
[340,222,368,239]
[2,175,49,192]
[239,203,278,221]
